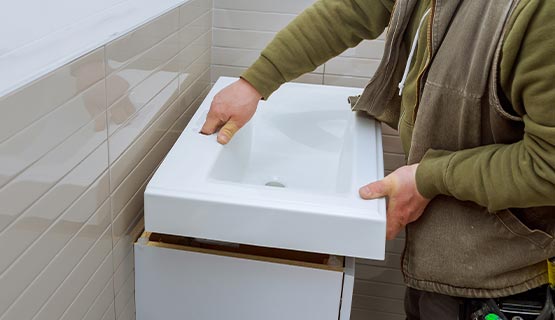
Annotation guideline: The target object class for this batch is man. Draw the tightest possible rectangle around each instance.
[201,0,555,318]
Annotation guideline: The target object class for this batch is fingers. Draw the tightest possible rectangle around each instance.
[217,120,240,145]
[200,109,224,135]
[359,179,392,200]
[386,219,404,240]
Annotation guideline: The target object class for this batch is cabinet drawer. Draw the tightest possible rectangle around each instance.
[135,232,354,320]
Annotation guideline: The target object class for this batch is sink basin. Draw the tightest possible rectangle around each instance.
[144,77,386,259]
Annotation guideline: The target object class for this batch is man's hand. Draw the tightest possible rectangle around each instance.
[359,164,431,240]
[200,78,262,144]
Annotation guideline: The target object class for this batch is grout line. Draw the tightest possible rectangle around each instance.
[0,197,110,319]
[0,81,107,190]
[0,139,108,236]
[29,225,112,320]
[58,251,113,320]
[81,274,115,320]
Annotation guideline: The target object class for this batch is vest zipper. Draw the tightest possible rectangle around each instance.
[412,0,435,123]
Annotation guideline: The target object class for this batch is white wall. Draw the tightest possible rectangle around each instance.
[0,0,128,56]
[211,1,407,319]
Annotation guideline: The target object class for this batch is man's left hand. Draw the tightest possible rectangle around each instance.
[359,164,431,240]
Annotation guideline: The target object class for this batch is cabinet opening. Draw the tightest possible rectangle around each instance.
[140,232,345,272]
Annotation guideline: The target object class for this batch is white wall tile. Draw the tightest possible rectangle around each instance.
[213,9,296,32]
[214,0,315,14]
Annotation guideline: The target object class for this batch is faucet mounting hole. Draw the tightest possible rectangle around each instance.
[265,181,286,188]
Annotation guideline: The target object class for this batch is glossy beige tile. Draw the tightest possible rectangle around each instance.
[325,56,380,78]
[170,85,211,133]
[355,264,404,285]
[212,29,274,50]
[214,0,315,14]
[112,214,143,275]
[0,165,109,283]
[354,279,405,300]
[383,152,406,172]
[180,48,211,91]
[351,309,405,320]
[108,78,179,163]
[224,47,335,77]
[323,74,369,88]
[59,251,114,320]
[111,175,148,246]
[117,295,136,320]
[177,33,211,83]
[82,276,115,320]
[105,9,179,74]
[178,11,212,53]
[0,49,104,142]
[101,302,116,320]
[114,270,134,319]
[385,238,406,254]
[111,131,169,216]
[32,226,113,320]
[382,135,404,154]
[180,0,212,28]
[213,9,295,32]
[106,31,181,106]
[0,112,107,232]
[109,94,184,192]
[340,40,385,59]
[113,247,134,296]
[107,60,179,135]
[351,295,405,316]
[0,200,111,320]
[0,80,106,188]
[291,72,323,85]
[381,122,399,136]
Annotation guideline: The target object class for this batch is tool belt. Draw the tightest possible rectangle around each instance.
[462,285,555,320]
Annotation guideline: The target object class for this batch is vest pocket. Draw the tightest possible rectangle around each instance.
[495,209,554,249]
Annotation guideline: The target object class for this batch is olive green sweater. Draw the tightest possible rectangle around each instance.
[242,0,555,212]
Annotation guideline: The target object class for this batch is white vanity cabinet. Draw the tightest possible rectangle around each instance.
[135,77,386,320]
[135,233,354,320]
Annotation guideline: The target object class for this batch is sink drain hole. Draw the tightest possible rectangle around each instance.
[265,181,286,188]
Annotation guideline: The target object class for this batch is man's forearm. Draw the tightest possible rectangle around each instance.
[415,116,555,212]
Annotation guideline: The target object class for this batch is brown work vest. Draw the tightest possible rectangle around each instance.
[351,0,555,298]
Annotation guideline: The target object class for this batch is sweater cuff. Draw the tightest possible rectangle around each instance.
[415,149,455,199]
[241,55,285,100]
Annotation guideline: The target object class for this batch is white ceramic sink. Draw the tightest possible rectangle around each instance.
[144,77,386,259]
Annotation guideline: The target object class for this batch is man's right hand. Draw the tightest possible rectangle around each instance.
[200,78,262,144]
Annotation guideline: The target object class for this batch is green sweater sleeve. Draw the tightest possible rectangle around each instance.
[241,0,394,99]
[416,0,555,212]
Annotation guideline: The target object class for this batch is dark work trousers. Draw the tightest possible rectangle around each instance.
[405,287,463,319]
[405,285,552,319]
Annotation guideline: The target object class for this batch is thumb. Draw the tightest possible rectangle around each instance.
[359,179,391,200]
[217,120,240,145]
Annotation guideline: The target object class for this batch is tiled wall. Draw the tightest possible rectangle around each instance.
[212,1,407,319]
[0,0,211,319]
